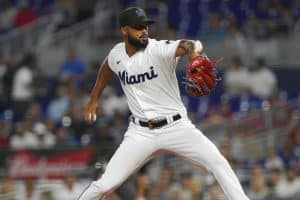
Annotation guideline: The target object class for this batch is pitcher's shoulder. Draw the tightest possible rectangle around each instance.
[109,42,125,56]
[146,38,167,52]
[147,39,178,49]
[148,38,164,47]
[146,39,179,55]
[107,42,125,70]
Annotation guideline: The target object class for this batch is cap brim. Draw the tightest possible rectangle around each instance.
[143,18,155,25]
[131,18,155,28]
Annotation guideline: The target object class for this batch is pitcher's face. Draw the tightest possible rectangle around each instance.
[122,25,149,49]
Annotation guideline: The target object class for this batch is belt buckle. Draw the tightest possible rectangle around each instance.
[148,119,156,129]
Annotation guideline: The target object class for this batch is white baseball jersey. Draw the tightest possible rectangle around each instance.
[78,38,250,200]
[107,38,187,119]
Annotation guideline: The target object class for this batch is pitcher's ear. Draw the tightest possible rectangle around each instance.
[121,27,127,35]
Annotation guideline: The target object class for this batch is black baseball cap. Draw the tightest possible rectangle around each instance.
[119,7,155,29]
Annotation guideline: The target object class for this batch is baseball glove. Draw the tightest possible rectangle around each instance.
[184,55,222,97]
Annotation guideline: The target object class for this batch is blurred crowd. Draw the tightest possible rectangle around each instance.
[133,159,300,200]
[0,45,300,200]
[1,0,300,39]
[1,136,300,200]
[0,46,282,151]
[0,0,300,200]
[0,47,130,150]
[167,0,300,40]
[0,0,105,33]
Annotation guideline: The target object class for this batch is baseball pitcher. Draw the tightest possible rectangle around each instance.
[78,7,249,200]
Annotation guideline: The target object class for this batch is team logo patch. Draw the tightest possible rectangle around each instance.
[135,9,144,17]
[118,66,158,85]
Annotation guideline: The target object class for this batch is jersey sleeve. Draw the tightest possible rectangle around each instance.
[157,40,181,60]
[107,49,117,73]
[152,40,181,70]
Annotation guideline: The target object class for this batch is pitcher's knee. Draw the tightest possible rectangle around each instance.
[77,182,104,200]
[207,152,230,171]
[95,180,116,194]
[77,180,114,200]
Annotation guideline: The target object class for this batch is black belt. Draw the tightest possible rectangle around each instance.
[132,114,181,129]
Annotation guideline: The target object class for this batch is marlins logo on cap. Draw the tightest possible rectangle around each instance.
[135,9,144,17]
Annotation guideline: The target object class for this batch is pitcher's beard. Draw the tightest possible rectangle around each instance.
[128,35,148,49]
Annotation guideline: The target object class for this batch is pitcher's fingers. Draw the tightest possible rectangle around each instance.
[86,112,97,123]
[91,113,97,122]
[85,111,91,122]
[85,112,93,123]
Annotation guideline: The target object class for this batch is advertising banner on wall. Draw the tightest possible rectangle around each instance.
[8,147,95,179]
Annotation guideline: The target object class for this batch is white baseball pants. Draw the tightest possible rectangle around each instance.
[77,117,249,200]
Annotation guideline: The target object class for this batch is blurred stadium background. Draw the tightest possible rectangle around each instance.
[0,0,300,199]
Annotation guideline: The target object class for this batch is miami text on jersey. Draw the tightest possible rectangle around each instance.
[118,66,158,85]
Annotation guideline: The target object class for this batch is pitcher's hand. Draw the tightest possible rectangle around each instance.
[85,100,98,123]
